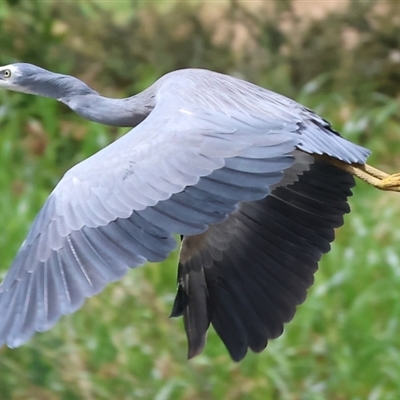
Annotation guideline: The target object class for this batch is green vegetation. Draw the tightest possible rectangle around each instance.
[1,0,400,399]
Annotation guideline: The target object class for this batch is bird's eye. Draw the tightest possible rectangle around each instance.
[3,69,11,78]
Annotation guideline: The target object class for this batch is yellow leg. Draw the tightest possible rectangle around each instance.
[315,154,400,192]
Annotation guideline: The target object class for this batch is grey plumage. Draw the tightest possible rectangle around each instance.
[0,63,370,359]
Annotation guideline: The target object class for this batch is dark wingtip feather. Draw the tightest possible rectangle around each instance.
[187,332,208,360]
[175,159,356,361]
[171,262,211,359]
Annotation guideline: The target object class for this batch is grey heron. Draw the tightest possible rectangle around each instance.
[0,63,399,362]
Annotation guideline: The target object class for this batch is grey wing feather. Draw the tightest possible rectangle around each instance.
[0,87,301,348]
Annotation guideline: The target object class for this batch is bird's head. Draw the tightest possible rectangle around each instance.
[0,63,33,94]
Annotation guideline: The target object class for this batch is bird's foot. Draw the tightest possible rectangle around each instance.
[375,173,400,192]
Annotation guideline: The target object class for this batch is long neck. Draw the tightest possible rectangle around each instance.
[60,93,153,127]
[28,72,154,127]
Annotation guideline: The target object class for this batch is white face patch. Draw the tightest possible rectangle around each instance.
[0,64,31,94]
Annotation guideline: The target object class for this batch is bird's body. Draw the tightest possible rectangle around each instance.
[0,63,396,361]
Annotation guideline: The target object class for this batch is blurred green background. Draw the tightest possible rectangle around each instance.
[1,0,400,399]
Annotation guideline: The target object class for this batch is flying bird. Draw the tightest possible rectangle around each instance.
[0,63,399,361]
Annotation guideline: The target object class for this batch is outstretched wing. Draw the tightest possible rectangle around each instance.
[173,158,355,361]
[0,91,302,348]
